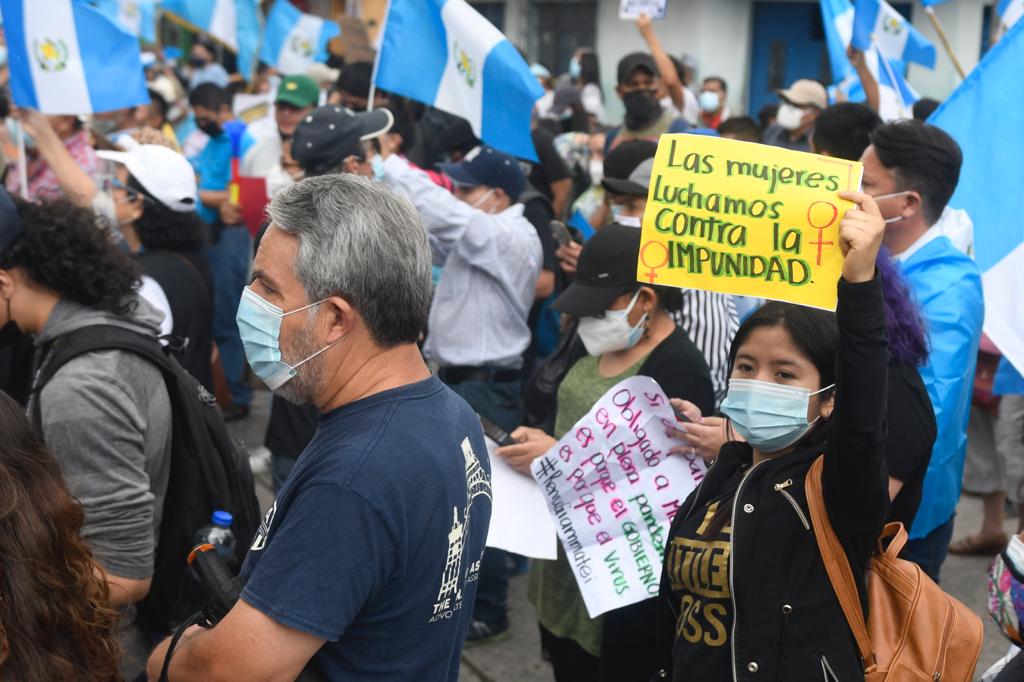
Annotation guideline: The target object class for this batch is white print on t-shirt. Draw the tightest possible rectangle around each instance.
[430,437,492,624]
[250,499,278,551]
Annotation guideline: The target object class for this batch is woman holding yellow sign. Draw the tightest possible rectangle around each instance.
[656,191,889,680]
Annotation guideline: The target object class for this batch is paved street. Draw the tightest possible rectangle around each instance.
[230,391,1014,681]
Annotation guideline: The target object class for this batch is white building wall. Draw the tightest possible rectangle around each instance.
[907,0,988,100]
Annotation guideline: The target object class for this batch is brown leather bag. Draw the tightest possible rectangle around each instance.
[805,456,983,681]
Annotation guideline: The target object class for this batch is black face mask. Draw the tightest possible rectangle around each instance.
[198,121,222,138]
[0,300,20,348]
[189,56,208,68]
[622,89,661,129]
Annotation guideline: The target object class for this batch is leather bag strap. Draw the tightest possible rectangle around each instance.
[805,455,878,672]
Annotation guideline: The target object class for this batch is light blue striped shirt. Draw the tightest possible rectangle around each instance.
[382,156,542,369]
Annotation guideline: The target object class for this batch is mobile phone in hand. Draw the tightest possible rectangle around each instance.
[550,220,573,247]
[480,415,517,446]
[673,407,693,424]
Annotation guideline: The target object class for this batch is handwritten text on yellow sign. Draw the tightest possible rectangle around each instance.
[636,135,863,311]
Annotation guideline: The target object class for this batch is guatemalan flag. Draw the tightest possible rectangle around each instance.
[930,17,1024,383]
[852,0,937,68]
[260,1,340,76]
[820,0,856,85]
[999,0,1024,31]
[161,0,263,79]
[1,0,149,114]
[375,0,544,161]
[92,0,157,44]
[873,44,918,120]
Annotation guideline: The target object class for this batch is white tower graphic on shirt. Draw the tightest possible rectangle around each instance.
[430,437,492,622]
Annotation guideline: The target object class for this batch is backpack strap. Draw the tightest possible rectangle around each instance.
[32,325,173,432]
[804,455,878,674]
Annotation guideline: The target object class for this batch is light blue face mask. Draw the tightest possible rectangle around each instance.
[720,378,834,453]
[236,288,336,391]
[370,154,386,181]
[569,56,581,80]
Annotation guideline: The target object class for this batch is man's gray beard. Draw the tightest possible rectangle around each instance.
[275,317,326,406]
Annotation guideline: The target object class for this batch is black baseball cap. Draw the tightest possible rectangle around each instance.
[438,145,526,201]
[602,140,657,196]
[0,188,22,256]
[291,105,394,175]
[617,52,659,85]
[552,225,641,318]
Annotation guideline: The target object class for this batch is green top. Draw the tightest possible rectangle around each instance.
[528,353,647,657]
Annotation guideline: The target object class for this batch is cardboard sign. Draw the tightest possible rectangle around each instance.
[530,376,706,617]
[485,438,558,560]
[619,0,667,20]
[636,135,863,311]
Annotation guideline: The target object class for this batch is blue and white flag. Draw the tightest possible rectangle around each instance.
[820,0,856,85]
[1,0,149,114]
[873,44,918,119]
[161,0,262,79]
[919,0,950,6]
[260,1,340,76]
[375,0,544,161]
[930,17,1024,377]
[92,0,157,44]
[852,0,937,68]
[999,0,1024,31]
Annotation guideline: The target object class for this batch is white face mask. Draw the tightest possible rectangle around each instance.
[776,102,806,131]
[577,290,648,356]
[873,190,913,224]
[616,214,642,228]
[589,159,604,186]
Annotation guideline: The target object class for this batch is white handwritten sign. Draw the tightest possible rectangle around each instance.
[619,0,667,20]
[530,376,706,617]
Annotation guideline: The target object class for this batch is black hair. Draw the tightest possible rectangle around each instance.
[578,51,602,94]
[126,175,209,253]
[912,97,940,121]
[188,83,229,111]
[336,62,373,99]
[757,103,778,130]
[147,88,168,124]
[629,283,682,314]
[717,117,761,143]
[385,98,420,155]
[0,198,139,315]
[812,103,882,161]
[703,76,728,93]
[870,119,962,225]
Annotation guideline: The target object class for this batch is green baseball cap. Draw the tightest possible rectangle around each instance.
[276,75,319,109]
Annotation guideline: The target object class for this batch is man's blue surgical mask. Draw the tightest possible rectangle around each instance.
[720,378,834,453]
[236,287,337,391]
[699,91,720,113]
[370,154,386,181]
[569,56,582,80]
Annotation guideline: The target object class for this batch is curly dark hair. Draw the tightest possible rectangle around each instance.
[0,389,122,681]
[0,198,140,315]
[127,174,209,252]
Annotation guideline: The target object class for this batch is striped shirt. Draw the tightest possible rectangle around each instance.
[668,290,740,406]
[381,156,542,369]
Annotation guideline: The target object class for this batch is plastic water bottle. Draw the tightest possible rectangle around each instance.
[195,510,237,566]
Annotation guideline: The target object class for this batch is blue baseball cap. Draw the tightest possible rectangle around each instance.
[438,146,526,202]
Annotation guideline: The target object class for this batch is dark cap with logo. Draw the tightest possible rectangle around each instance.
[552,224,641,317]
[601,140,657,196]
[438,145,526,201]
[291,105,393,175]
[617,52,659,84]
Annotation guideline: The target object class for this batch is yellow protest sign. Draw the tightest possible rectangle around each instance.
[636,135,863,311]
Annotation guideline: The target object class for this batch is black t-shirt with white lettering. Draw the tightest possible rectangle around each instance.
[664,468,742,678]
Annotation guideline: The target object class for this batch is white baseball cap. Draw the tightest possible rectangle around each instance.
[97,145,198,213]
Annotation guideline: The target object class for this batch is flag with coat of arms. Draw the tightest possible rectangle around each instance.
[1,0,149,114]
[92,0,157,44]
[374,0,544,161]
[260,0,340,76]
[852,0,937,68]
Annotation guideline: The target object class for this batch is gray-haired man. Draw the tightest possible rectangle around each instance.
[148,174,493,681]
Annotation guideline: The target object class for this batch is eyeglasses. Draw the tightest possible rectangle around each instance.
[103,178,143,203]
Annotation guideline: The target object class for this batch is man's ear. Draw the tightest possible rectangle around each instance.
[493,187,512,210]
[615,84,625,99]
[342,156,371,177]
[902,191,923,219]
[0,269,14,298]
[321,295,356,344]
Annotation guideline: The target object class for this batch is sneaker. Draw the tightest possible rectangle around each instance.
[463,618,509,647]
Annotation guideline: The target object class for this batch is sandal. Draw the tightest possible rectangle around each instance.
[948,532,1009,556]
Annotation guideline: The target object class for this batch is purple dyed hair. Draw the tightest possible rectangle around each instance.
[876,247,929,366]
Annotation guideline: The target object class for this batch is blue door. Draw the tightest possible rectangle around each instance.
[747,2,832,120]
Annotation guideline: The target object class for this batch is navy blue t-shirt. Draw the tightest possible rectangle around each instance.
[240,376,492,680]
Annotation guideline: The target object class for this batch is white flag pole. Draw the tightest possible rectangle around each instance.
[15,120,28,200]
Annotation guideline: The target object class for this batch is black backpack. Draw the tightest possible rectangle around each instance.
[32,324,261,633]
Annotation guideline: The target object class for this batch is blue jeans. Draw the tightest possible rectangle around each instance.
[445,377,523,626]
[901,514,956,583]
[207,226,252,407]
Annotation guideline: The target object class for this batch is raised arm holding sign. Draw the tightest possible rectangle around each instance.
[637,135,863,310]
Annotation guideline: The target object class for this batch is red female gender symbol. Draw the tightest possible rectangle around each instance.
[806,201,839,266]
[639,241,670,283]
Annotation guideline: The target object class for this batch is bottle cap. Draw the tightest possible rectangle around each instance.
[212,510,233,527]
